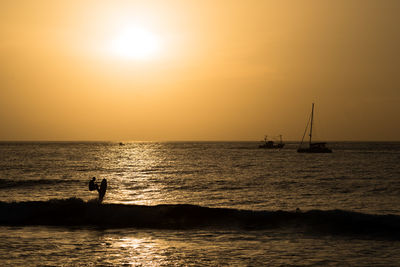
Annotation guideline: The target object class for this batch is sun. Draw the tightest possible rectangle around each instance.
[109,26,161,60]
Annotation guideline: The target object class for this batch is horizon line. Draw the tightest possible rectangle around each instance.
[0,139,399,143]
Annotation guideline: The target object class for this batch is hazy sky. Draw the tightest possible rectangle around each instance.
[1,0,399,141]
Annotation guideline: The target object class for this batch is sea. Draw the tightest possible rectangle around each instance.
[1,141,400,266]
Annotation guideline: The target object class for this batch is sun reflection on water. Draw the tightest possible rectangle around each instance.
[105,142,173,206]
[103,233,177,266]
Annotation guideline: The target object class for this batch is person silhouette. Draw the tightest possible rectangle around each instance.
[98,178,107,202]
[89,177,99,192]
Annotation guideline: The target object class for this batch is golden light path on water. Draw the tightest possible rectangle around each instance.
[103,142,180,206]
[98,231,216,266]
[111,236,163,265]
[5,225,399,266]
[90,142,281,210]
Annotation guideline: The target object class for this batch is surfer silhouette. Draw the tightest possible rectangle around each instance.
[98,178,107,203]
[89,177,99,192]
[89,177,107,202]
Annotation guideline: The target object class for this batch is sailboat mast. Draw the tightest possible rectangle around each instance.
[309,103,314,146]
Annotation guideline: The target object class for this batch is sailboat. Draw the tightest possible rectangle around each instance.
[297,103,332,153]
[259,135,285,149]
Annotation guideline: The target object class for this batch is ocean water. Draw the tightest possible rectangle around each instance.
[1,141,400,266]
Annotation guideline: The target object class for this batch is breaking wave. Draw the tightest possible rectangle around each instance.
[0,179,77,189]
[1,198,400,239]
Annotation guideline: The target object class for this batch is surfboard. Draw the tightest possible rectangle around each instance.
[98,179,107,203]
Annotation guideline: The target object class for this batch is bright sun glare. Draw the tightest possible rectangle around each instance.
[109,26,161,60]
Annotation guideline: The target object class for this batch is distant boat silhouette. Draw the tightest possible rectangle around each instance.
[259,135,285,149]
[297,103,332,153]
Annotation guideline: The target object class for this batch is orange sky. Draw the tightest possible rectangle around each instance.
[1,0,399,141]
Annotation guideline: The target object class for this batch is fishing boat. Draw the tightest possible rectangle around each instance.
[259,135,285,149]
[297,103,332,153]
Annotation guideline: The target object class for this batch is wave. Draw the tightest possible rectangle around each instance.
[0,179,77,189]
[1,198,400,239]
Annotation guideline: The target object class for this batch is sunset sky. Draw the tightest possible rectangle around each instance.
[1,0,399,141]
